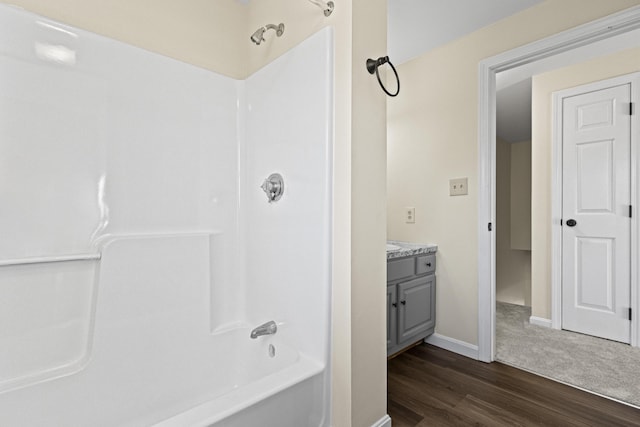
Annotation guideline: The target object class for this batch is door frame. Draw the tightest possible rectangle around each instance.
[477,5,640,362]
[551,73,640,344]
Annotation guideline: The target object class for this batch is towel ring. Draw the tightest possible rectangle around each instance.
[366,56,400,97]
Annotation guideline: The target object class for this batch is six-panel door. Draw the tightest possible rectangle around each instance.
[561,82,632,344]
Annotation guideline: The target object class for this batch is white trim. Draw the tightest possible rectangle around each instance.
[551,90,564,330]
[370,414,392,427]
[478,5,640,362]
[425,333,479,360]
[477,61,497,362]
[529,316,552,328]
[632,70,640,347]
[551,73,640,342]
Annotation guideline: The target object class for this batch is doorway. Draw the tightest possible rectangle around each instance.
[493,58,640,406]
[478,6,640,362]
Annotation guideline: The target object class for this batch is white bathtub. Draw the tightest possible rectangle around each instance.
[0,234,330,426]
[154,328,327,427]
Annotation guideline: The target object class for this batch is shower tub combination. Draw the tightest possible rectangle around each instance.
[0,5,333,427]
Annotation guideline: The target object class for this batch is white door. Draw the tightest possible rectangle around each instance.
[561,81,632,343]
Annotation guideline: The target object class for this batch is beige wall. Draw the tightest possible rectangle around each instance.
[531,46,640,319]
[496,138,531,306]
[1,0,248,78]
[246,0,337,76]
[3,0,389,425]
[387,0,640,346]
[511,141,532,251]
[350,0,388,425]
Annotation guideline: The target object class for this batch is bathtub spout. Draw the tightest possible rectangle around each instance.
[250,321,277,339]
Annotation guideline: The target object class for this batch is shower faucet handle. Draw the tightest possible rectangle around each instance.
[260,173,284,203]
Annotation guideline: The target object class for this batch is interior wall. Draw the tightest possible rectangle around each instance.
[496,138,532,306]
[246,0,336,76]
[0,0,247,78]
[350,0,388,425]
[531,46,640,319]
[387,0,640,346]
[511,141,532,251]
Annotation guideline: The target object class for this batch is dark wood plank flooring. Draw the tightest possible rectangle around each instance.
[388,344,640,426]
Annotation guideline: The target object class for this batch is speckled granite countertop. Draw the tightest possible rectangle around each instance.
[386,241,437,260]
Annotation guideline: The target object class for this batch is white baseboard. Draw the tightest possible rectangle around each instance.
[424,333,479,360]
[371,414,391,427]
[529,316,552,328]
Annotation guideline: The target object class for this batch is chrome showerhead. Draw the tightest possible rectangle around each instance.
[250,27,266,45]
[250,23,284,46]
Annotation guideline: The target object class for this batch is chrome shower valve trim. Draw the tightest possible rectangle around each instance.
[261,173,284,203]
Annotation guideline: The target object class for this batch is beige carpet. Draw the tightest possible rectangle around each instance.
[496,301,640,407]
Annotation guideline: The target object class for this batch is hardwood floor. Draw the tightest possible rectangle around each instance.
[388,344,640,426]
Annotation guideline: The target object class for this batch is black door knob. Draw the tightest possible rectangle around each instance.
[566,219,577,227]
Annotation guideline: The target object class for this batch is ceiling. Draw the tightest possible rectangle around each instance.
[388,0,543,65]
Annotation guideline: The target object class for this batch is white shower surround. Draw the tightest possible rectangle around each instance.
[0,5,333,426]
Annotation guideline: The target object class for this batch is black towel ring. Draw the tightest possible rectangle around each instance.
[366,56,400,97]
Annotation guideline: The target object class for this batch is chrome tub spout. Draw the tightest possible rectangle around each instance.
[250,320,278,339]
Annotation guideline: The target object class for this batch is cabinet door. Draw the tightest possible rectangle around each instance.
[387,286,397,349]
[398,275,435,343]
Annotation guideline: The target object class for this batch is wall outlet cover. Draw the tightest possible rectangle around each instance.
[449,177,468,196]
[405,207,415,223]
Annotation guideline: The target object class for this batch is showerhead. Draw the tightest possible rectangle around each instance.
[250,27,266,45]
[250,23,284,46]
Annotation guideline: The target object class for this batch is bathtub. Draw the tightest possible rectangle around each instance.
[0,233,331,426]
[154,328,327,427]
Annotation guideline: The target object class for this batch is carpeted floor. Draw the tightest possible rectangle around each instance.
[496,301,640,407]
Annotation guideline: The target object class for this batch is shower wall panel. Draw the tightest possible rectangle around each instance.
[243,28,333,364]
[0,4,239,257]
[0,4,239,400]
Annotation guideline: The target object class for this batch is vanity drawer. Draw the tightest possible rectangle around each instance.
[387,257,415,282]
[416,254,436,275]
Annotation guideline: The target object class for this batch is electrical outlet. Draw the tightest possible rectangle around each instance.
[405,207,415,223]
[449,177,468,196]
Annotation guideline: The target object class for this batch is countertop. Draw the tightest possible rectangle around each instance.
[386,240,438,260]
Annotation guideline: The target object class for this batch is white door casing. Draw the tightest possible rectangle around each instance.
[477,7,640,362]
[560,81,632,343]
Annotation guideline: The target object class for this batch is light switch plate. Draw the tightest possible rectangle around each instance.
[405,207,415,223]
[449,178,468,196]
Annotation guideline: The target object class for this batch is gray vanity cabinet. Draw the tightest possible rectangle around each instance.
[387,253,436,357]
